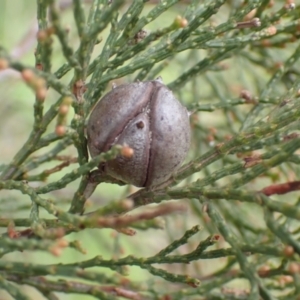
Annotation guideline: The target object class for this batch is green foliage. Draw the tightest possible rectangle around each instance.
[0,0,300,299]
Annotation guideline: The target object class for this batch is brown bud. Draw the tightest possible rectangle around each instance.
[59,104,69,115]
[55,125,66,136]
[0,58,9,70]
[175,16,188,28]
[36,88,47,101]
[37,30,48,41]
[266,26,277,36]
[288,262,300,274]
[283,245,294,257]
[21,69,35,83]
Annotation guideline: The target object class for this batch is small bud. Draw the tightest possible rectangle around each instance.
[21,69,35,83]
[53,228,65,238]
[266,26,277,36]
[37,30,48,42]
[34,77,46,90]
[258,265,270,276]
[285,1,296,10]
[288,262,300,274]
[240,89,252,102]
[50,246,62,257]
[121,145,134,158]
[278,275,293,286]
[59,104,69,115]
[36,87,47,101]
[174,16,188,28]
[283,245,294,257]
[55,125,66,136]
[57,238,69,248]
[0,58,9,70]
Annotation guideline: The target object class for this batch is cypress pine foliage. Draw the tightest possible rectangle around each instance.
[0,1,300,299]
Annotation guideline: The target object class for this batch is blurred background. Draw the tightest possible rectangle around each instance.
[0,1,298,299]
